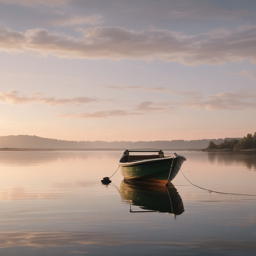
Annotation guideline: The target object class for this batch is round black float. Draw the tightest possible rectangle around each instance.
[101,177,111,185]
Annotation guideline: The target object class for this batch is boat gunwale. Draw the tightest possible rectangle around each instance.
[119,155,186,167]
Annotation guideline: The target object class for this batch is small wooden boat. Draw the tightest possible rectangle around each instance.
[119,180,184,215]
[119,150,186,185]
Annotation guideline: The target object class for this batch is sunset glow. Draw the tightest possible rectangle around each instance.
[1,0,256,141]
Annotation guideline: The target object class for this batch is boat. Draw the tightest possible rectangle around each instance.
[119,180,184,215]
[119,150,186,185]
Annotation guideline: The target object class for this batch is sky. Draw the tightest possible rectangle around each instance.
[0,0,256,141]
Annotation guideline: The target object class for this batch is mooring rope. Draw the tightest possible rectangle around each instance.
[165,186,176,220]
[109,165,120,179]
[180,169,256,197]
[165,156,175,186]
[110,181,119,192]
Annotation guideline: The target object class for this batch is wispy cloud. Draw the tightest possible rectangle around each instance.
[104,85,199,96]
[134,91,256,112]
[1,25,256,65]
[60,110,139,119]
[136,101,176,112]
[60,101,177,119]
[58,89,256,119]
[0,90,100,106]
[0,0,70,6]
[184,91,256,110]
[165,5,250,20]
[0,0,251,22]
[5,89,254,120]
[105,85,171,93]
[231,69,256,81]
[52,15,103,27]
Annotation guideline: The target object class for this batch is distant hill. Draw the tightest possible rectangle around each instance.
[0,135,242,150]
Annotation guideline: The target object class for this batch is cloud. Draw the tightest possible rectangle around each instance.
[59,89,256,120]
[60,109,139,119]
[1,25,256,65]
[52,15,103,27]
[60,101,177,119]
[0,90,99,106]
[160,4,251,21]
[185,91,256,110]
[231,69,256,81]
[104,85,199,96]
[0,0,70,6]
[136,101,176,112]
[0,28,25,53]
[0,0,251,21]
[105,85,171,93]
[110,1,252,22]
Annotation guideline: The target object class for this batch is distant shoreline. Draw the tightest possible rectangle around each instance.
[202,148,256,154]
[0,135,242,151]
[1,147,255,154]
[0,148,200,152]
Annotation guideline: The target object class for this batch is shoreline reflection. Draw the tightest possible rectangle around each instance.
[119,180,184,216]
[207,152,256,170]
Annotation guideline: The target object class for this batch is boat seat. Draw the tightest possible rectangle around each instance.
[128,155,161,162]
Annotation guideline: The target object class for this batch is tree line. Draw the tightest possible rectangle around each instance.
[0,135,231,149]
[206,132,256,150]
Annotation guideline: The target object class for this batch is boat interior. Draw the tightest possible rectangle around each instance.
[120,150,166,163]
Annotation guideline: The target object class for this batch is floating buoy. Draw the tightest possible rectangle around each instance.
[101,177,111,185]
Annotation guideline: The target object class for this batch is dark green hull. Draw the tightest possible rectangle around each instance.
[120,156,185,185]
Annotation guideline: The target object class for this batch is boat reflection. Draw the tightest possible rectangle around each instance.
[119,180,184,216]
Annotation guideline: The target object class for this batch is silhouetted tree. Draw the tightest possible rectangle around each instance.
[234,133,254,150]
[230,139,240,148]
[214,139,239,150]
[207,141,217,149]
[205,133,256,150]
[253,132,256,149]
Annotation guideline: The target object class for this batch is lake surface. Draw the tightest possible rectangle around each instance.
[0,150,256,255]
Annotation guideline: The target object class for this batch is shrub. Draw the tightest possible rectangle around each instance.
[207,141,217,149]
[205,133,256,150]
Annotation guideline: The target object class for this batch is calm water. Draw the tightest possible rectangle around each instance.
[0,150,256,255]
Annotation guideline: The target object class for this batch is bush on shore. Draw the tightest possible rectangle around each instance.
[206,132,256,150]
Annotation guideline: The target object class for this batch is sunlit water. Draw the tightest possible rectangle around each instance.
[0,150,256,255]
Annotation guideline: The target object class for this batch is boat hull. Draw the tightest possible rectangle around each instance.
[119,156,186,185]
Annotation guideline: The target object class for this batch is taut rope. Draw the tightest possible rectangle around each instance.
[180,169,256,197]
